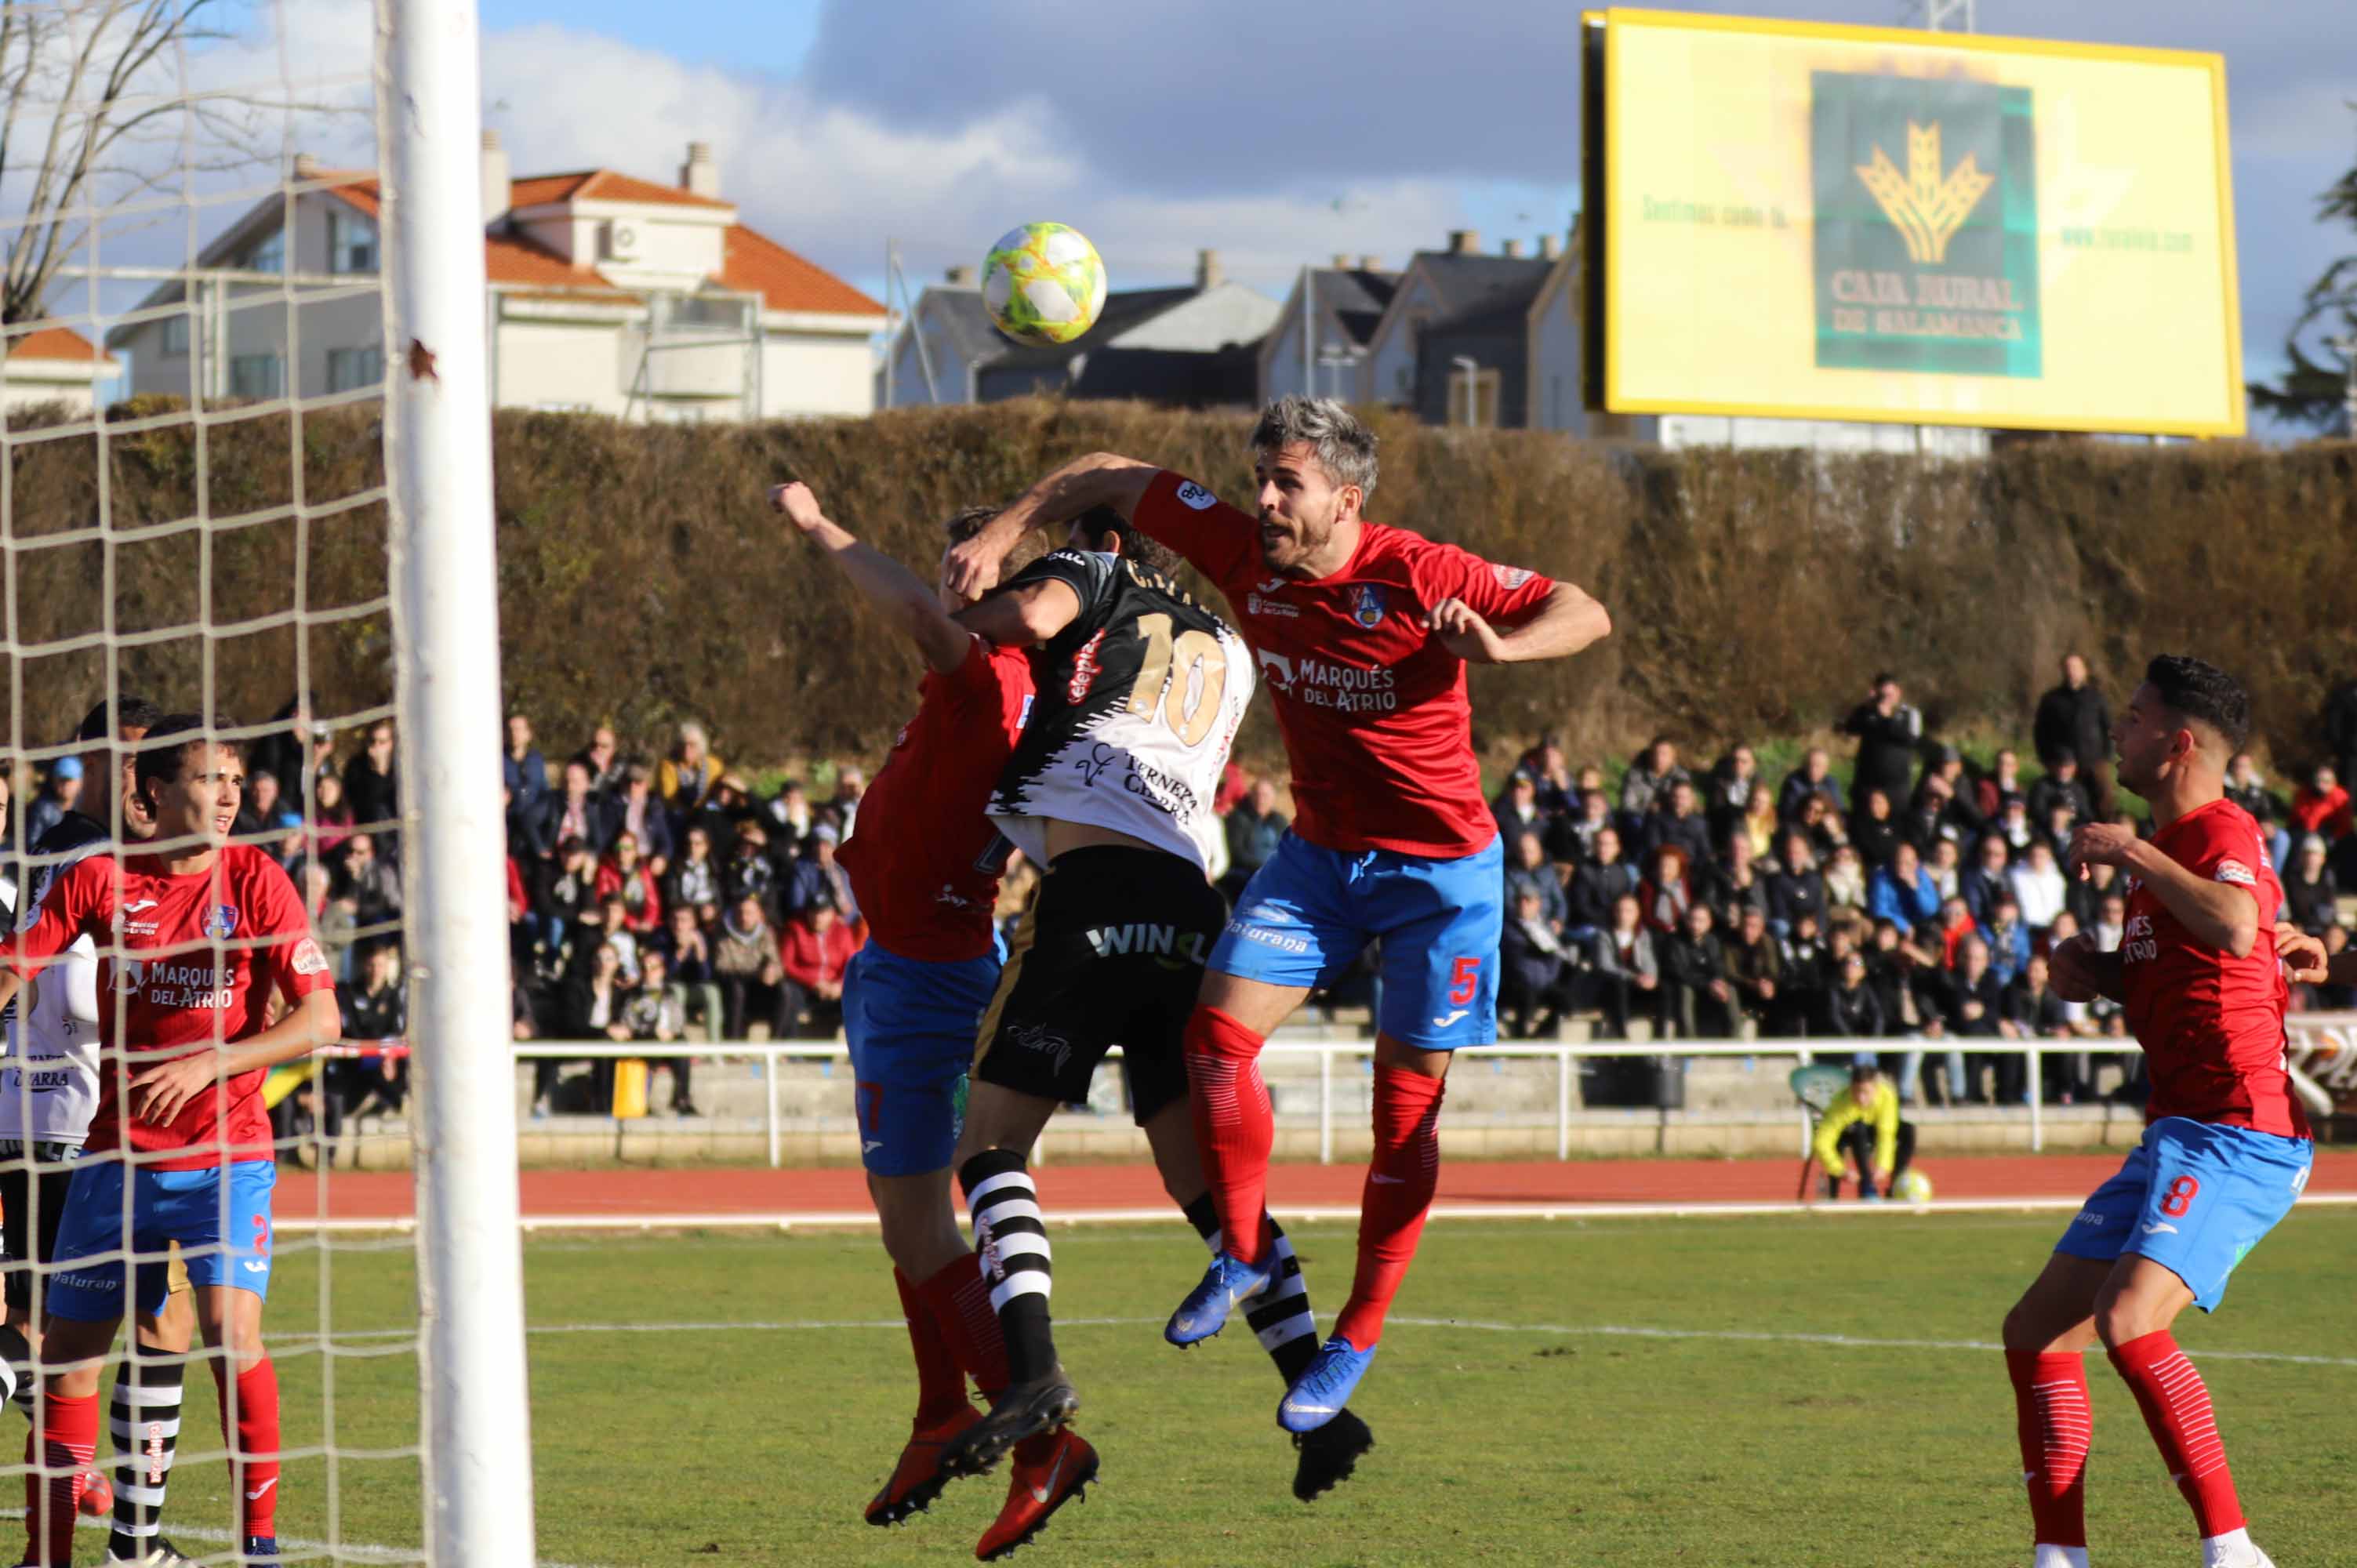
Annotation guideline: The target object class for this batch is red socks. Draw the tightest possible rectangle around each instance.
[917,1253,1009,1403]
[1334,1062,1447,1351]
[2007,1350,2090,1548]
[2108,1330,2244,1538]
[894,1266,971,1425]
[23,1391,97,1566]
[1186,1007,1275,1266]
[210,1359,281,1539]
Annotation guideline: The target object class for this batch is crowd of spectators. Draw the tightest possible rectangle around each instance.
[1486,657,2357,1107]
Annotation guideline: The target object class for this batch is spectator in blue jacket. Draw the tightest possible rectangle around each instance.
[1504,829,1568,933]
[504,712,549,821]
[1222,777,1289,901]
[1978,889,2033,988]
[1868,840,1942,934]
[1958,833,2014,927]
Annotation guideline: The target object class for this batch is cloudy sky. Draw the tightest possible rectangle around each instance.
[45,0,2357,426]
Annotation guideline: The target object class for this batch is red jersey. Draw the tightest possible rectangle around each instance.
[2120,798,2308,1138]
[1131,469,1555,858]
[838,634,1034,963]
[2,845,336,1169]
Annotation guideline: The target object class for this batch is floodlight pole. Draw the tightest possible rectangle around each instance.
[376,2,539,1563]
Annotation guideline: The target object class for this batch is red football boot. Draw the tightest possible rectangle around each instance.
[975,1427,1097,1561]
[865,1406,980,1526]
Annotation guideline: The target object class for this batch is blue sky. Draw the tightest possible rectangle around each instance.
[459,0,2350,428]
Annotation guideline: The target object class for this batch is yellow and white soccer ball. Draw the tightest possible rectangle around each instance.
[1892,1168,1934,1204]
[981,222,1108,346]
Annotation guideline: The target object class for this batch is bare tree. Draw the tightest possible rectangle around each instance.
[0,0,275,327]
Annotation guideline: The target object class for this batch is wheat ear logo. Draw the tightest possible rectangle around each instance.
[1854,121,1992,264]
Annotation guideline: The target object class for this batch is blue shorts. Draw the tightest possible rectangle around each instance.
[844,941,1001,1177]
[1212,832,1504,1049]
[2052,1116,2312,1312]
[47,1158,278,1321]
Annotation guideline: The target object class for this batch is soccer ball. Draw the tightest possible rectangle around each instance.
[1892,1169,1934,1203]
[981,222,1108,346]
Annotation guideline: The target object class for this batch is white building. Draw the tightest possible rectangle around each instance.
[108,138,886,422]
[1,325,118,417]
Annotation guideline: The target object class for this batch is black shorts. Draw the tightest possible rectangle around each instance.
[0,1142,80,1313]
[973,845,1226,1127]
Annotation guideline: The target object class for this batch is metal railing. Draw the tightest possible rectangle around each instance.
[502,1025,2357,1169]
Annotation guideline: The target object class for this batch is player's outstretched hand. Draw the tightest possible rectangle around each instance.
[2275,921,2329,984]
[770,481,827,535]
[943,531,1006,600]
[1424,597,1509,664]
[2065,820,2137,878]
[126,1049,218,1127]
[2046,931,2104,1003]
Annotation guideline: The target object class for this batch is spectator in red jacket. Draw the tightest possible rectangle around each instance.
[593,831,664,935]
[775,896,863,1037]
[2290,764,2353,841]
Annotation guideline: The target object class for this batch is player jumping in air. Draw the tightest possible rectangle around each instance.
[932,502,1362,1515]
[769,482,1054,1555]
[945,395,1610,1432]
[2,697,207,1567]
[2002,656,2310,1568]
[0,715,342,1568]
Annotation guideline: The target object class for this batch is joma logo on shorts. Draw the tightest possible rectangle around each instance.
[2072,1210,2106,1227]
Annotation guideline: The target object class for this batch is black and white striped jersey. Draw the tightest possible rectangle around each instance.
[988,548,1254,874]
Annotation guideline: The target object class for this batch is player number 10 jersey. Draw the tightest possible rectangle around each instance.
[988,548,1255,874]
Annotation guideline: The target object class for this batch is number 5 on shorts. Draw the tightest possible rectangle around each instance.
[1449,956,1480,1007]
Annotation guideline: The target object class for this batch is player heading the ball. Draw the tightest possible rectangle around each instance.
[946,395,1611,1442]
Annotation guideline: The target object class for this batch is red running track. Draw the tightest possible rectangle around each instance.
[275,1149,2357,1223]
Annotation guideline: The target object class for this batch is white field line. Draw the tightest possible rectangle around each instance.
[0,1509,607,1568]
[270,1190,2357,1235]
[258,1312,2357,1373]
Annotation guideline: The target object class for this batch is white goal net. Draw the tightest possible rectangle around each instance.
[0,2,527,1563]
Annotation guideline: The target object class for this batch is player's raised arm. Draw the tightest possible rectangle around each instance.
[1424,579,1612,666]
[944,452,1159,597]
[951,572,1082,651]
[770,481,975,675]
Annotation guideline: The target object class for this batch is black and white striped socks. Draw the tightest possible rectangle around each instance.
[107,1358,183,1559]
[1182,1196,1319,1383]
[958,1149,1057,1385]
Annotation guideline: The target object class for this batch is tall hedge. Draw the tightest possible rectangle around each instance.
[5,397,2355,774]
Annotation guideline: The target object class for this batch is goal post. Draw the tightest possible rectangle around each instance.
[376,0,539,1563]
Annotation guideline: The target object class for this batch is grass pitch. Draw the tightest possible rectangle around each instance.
[60,1205,2357,1566]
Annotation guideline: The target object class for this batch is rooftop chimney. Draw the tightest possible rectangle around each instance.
[1195,248,1223,289]
[1331,252,1352,269]
[480,129,510,225]
[1539,233,1562,260]
[1500,238,1523,258]
[680,140,720,199]
[945,264,978,287]
[1447,228,1481,255]
[1358,254,1382,271]
[292,152,323,181]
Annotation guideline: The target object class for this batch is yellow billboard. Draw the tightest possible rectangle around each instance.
[1582,9,2243,436]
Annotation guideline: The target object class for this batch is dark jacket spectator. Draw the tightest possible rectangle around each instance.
[1493,770,1549,849]
[1499,888,1577,1038]
[1778,749,1847,826]
[1935,941,2007,1039]
[337,833,402,930]
[1767,840,1828,932]
[665,826,725,915]
[2025,757,2094,836]
[599,764,676,869]
[1662,904,1734,1038]
[1959,837,2014,927]
[725,822,779,911]
[1223,780,1288,898]
[534,840,600,935]
[2223,755,2280,828]
[1705,746,1760,818]
[2284,838,2339,935]
[503,713,549,821]
[784,826,861,924]
[1642,782,1715,871]
[1842,679,1923,806]
[2033,657,2112,771]
[2065,861,2123,931]
[1705,836,1770,931]
[1567,833,1638,934]
[527,760,612,861]
[2002,961,2074,1038]
[1849,789,1902,872]
[1503,831,1567,931]
[1553,791,1615,868]
[342,720,401,830]
[1721,907,1782,1025]
[1819,954,1885,1039]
